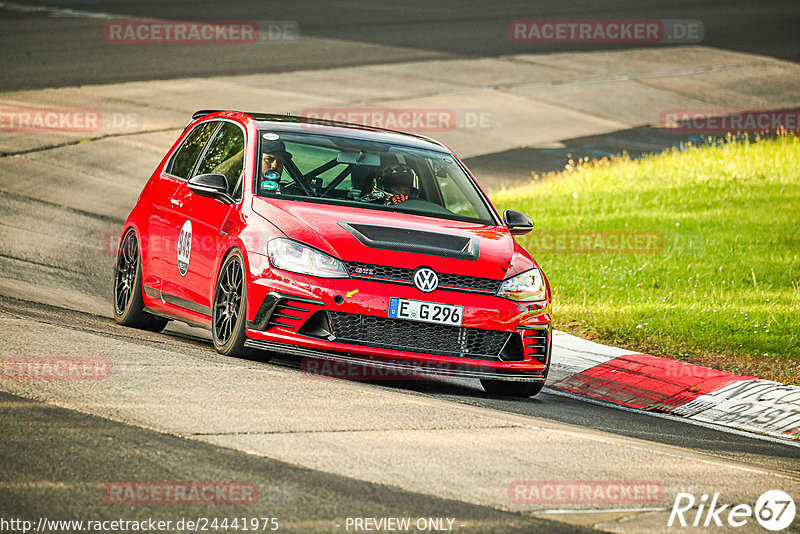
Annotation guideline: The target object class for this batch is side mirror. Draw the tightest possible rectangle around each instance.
[503,209,534,236]
[188,173,233,204]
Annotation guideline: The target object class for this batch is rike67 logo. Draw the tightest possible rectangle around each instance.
[669,490,795,531]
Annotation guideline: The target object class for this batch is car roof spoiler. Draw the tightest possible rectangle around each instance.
[185,109,226,129]
[192,109,223,120]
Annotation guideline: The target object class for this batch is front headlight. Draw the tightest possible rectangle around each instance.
[267,238,349,278]
[496,268,546,301]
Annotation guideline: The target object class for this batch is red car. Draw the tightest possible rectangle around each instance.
[114,110,552,396]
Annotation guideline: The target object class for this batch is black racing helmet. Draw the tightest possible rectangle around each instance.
[378,164,417,191]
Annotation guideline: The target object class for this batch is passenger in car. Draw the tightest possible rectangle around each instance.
[261,139,291,177]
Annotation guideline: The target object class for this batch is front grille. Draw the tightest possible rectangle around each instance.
[326,311,511,360]
[344,261,503,294]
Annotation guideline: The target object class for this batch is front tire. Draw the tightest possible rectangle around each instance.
[113,228,168,332]
[212,250,248,356]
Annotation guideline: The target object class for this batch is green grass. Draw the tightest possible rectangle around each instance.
[491,135,800,384]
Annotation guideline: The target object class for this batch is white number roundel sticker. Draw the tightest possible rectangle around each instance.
[177,220,192,276]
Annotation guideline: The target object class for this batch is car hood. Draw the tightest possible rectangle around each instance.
[251,197,534,280]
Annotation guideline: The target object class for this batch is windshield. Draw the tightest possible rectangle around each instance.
[255,131,497,225]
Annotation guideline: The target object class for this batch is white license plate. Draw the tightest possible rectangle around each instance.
[388,298,463,326]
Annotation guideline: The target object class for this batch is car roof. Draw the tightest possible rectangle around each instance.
[192,110,451,153]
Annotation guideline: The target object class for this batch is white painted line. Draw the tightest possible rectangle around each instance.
[533,507,666,515]
[0,1,122,19]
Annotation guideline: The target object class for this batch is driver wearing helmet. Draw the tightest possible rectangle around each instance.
[377,164,418,205]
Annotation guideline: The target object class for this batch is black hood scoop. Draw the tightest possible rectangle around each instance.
[339,222,479,260]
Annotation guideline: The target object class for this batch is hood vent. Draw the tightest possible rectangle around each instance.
[339,222,479,260]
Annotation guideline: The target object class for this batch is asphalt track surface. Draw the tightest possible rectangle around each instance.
[1,391,591,533]
[1,0,799,91]
[1,2,799,533]
[1,294,798,532]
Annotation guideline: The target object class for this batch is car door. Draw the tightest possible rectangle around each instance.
[145,120,219,301]
[162,120,247,316]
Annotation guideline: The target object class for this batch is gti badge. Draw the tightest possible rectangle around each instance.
[414,267,439,292]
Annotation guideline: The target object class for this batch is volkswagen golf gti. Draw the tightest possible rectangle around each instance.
[114,110,552,396]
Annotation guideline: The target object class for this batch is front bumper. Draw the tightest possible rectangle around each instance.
[244,272,551,380]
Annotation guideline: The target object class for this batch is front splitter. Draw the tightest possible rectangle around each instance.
[243,338,547,382]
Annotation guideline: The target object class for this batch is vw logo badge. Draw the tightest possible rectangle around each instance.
[414,267,439,293]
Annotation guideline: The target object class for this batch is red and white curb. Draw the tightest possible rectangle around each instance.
[550,331,800,441]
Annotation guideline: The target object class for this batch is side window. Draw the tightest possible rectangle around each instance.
[195,122,246,197]
[167,121,218,179]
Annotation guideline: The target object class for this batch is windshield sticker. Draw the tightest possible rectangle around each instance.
[177,220,192,276]
[261,180,280,191]
[262,133,280,140]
